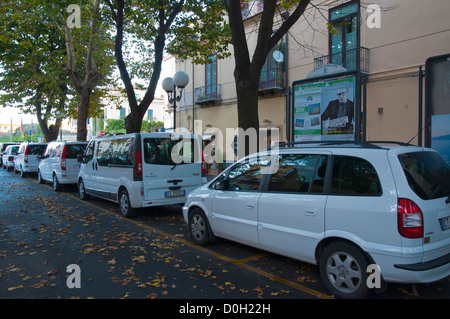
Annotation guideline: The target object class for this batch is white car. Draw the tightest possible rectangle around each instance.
[77,132,203,217]
[38,141,88,191]
[2,145,20,171]
[14,142,48,177]
[182,141,450,298]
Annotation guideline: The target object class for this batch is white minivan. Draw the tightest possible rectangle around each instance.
[14,142,48,177]
[183,141,450,298]
[77,132,203,217]
[38,141,88,191]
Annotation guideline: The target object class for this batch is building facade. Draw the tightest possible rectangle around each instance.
[172,0,450,156]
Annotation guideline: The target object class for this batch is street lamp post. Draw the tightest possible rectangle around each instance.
[162,71,189,131]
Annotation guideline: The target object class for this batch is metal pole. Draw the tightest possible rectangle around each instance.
[173,85,177,131]
[418,66,424,146]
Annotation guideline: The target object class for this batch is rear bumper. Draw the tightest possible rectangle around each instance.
[394,253,450,271]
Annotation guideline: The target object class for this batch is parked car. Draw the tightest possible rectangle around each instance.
[1,142,18,163]
[38,141,88,191]
[2,145,20,171]
[77,132,204,217]
[182,141,450,298]
[14,142,48,177]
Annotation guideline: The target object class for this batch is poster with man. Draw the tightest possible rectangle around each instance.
[321,83,355,136]
[293,75,356,142]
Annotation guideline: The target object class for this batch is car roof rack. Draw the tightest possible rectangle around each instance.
[271,140,414,150]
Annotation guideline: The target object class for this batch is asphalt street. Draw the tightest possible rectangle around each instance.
[0,167,449,308]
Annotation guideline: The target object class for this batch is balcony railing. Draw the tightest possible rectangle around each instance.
[259,66,284,92]
[314,47,370,74]
[195,84,222,105]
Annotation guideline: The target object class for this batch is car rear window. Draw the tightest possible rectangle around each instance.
[28,145,47,155]
[65,144,87,159]
[143,137,195,165]
[398,151,450,200]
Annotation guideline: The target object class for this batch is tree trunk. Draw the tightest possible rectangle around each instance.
[234,67,261,157]
[77,87,91,141]
[35,90,61,142]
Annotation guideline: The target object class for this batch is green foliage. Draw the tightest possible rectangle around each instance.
[104,118,164,134]
[0,0,116,122]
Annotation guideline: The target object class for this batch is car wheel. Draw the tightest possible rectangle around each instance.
[78,179,90,200]
[38,170,45,184]
[319,241,371,299]
[188,208,215,246]
[119,189,135,218]
[53,174,62,191]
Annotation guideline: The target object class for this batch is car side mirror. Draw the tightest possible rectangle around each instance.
[214,180,227,190]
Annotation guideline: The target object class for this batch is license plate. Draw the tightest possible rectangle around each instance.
[165,190,185,198]
[440,216,449,231]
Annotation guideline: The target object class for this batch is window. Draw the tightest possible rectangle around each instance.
[260,40,285,90]
[96,138,133,166]
[65,144,87,159]
[28,144,47,156]
[143,137,195,165]
[329,1,360,69]
[398,151,450,200]
[205,55,217,99]
[224,158,268,192]
[268,154,326,193]
[85,141,95,163]
[331,156,381,196]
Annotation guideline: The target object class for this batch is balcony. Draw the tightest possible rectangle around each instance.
[314,47,370,74]
[195,84,222,106]
[259,65,284,95]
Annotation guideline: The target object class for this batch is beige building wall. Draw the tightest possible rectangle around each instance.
[175,0,450,147]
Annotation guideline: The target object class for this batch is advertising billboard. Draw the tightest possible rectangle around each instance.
[425,54,450,164]
[293,74,357,142]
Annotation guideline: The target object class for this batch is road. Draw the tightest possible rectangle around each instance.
[0,168,449,305]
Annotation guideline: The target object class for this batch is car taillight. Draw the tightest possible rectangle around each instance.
[8,156,14,161]
[61,145,67,170]
[397,198,423,239]
[24,145,29,163]
[136,150,142,176]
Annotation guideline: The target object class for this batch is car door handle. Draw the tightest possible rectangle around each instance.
[305,209,317,216]
[246,202,255,209]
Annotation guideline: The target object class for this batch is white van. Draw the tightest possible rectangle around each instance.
[14,142,48,177]
[77,132,203,217]
[38,141,88,191]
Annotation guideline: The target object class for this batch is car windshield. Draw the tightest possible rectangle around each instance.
[398,151,450,200]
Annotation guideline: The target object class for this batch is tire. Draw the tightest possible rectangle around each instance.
[319,241,371,299]
[38,170,45,184]
[188,208,215,246]
[78,179,90,200]
[119,189,135,218]
[53,174,62,191]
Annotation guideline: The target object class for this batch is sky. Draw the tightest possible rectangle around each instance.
[0,106,36,127]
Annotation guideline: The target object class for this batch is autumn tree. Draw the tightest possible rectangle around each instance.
[0,0,115,142]
[104,0,231,133]
[0,0,69,142]
[223,0,311,154]
[64,0,116,141]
